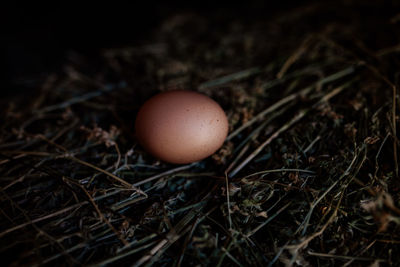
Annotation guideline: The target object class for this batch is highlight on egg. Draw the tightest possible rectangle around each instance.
[135,90,229,164]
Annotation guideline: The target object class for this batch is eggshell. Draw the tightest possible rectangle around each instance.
[135,90,229,164]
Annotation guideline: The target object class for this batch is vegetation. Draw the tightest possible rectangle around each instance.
[1,1,399,266]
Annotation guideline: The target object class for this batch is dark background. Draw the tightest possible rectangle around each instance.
[1,1,311,96]
[2,0,398,97]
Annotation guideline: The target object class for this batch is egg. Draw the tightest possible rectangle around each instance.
[135,90,229,164]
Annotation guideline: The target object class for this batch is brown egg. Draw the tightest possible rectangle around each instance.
[135,90,229,164]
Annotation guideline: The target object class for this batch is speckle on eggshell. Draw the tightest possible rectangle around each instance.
[135,90,229,164]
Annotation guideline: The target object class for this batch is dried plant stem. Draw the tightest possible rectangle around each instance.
[133,163,196,187]
[0,201,84,239]
[225,172,233,230]
[307,251,384,262]
[393,84,398,177]
[227,93,297,141]
[342,240,377,267]
[241,168,315,179]
[67,156,147,196]
[229,80,354,177]
[229,110,308,178]
[245,201,291,237]
[295,145,364,236]
[132,193,212,267]
[78,182,129,246]
[36,83,121,114]
[286,189,346,265]
[199,67,261,89]
[277,35,314,79]
[0,190,79,265]
[227,66,355,141]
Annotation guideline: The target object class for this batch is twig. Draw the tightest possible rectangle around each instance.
[227,66,355,141]
[2,158,49,191]
[303,135,321,154]
[176,206,219,267]
[0,202,85,239]
[199,67,261,89]
[132,163,197,187]
[0,190,79,265]
[277,35,314,79]
[229,109,308,178]
[67,155,147,197]
[343,240,377,267]
[260,61,336,91]
[0,187,134,238]
[221,247,244,267]
[114,143,122,170]
[0,153,27,166]
[131,194,211,267]
[307,251,384,262]
[377,43,400,56]
[77,181,129,246]
[294,146,363,236]
[90,241,157,267]
[36,82,124,114]
[225,143,250,174]
[229,80,354,177]
[393,83,398,177]
[225,172,233,230]
[245,201,291,238]
[226,101,294,174]
[227,92,297,141]
[286,188,347,265]
[241,168,315,180]
[374,133,390,180]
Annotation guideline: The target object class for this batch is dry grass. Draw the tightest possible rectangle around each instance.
[1,1,400,266]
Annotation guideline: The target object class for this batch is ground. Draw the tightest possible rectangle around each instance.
[1,1,400,266]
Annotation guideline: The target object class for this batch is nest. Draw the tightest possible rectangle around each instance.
[1,1,400,266]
